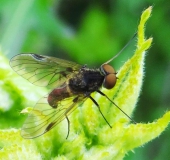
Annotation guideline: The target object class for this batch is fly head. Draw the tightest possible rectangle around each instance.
[100,64,117,89]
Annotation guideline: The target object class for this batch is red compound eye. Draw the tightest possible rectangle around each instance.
[101,64,117,89]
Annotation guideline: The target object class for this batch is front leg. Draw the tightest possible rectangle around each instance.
[88,95,112,128]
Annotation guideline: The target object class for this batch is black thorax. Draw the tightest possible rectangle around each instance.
[69,67,104,94]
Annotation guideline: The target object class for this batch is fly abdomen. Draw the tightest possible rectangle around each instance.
[48,85,71,108]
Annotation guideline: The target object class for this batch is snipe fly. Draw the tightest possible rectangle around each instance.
[10,34,136,139]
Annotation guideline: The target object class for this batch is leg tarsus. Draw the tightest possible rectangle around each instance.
[65,115,70,139]
[89,95,112,128]
[97,90,136,124]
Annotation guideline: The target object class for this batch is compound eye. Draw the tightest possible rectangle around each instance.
[103,74,117,89]
[101,64,117,89]
[102,64,115,74]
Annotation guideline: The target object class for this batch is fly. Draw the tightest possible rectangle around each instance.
[10,33,136,139]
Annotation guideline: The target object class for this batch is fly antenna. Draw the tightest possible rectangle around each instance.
[104,32,137,65]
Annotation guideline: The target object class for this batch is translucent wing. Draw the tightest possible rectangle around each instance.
[21,93,87,139]
[10,54,82,88]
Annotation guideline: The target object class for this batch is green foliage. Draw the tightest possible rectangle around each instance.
[0,6,170,160]
[0,129,41,159]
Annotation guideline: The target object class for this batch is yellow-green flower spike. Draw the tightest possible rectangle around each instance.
[0,129,41,160]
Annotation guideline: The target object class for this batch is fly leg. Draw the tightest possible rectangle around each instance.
[89,95,112,128]
[65,115,70,139]
[97,90,136,124]
[64,96,79,139]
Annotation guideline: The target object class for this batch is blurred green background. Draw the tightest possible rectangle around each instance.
[0,0,170,159]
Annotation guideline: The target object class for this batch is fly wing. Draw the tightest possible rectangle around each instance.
[21,94,87,139]
[10,54,82,88]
